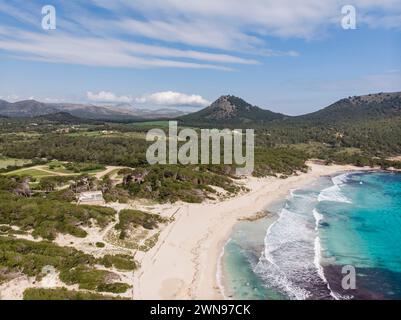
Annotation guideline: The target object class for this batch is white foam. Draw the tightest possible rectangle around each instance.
[313,209,323,231]
[318,173,351,203]
[313,209,342,300]
[216,238,231,300]
[255,207,315,300]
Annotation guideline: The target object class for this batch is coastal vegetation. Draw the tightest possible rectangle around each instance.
[116,209,168,240]
[0,237,136,294]
[59,266,131,293]
[23,287,126,300]
[119,165,241,203]
[0,192,115,240]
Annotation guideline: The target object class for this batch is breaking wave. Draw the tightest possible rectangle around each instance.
[318,173,352,203]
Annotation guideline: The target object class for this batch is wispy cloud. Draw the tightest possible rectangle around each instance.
[0,27,243,70]
[0,0,400,70]
[91,0,401,39]
[0,0,297,70]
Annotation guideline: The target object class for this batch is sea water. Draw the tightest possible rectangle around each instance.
[220,171,401,299]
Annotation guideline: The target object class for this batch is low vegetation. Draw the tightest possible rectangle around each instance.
[99,254,137,271]
[116,209,168,240]
[23,287,126,300]
[0,193,115,240]
[63,162,105,173]
[119,165,241,203]
[0,237,136,293]
[59,266,131,293]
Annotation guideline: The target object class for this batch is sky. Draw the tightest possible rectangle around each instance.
[0,0,400,115]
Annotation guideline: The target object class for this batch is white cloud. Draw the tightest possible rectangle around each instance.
[136,91,210,107]
[87,91,133,103]
[0,94,19,102]
[44,97,60,103]
[0,27,239,71]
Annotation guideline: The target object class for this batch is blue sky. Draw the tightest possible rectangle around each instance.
[0,0,400,115]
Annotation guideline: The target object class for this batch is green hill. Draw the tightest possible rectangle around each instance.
[179,95,286,126]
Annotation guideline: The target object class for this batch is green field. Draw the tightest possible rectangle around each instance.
[66,131,110,137]
[4,168,53,178]
[0,157,31,169]
[130,121,170,128]
[67,130,146,140]
[44,161,105,175]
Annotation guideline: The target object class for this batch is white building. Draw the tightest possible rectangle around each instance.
[77,191,104,204]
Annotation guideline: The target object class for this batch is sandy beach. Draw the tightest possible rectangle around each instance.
[132,162,367,300]
[0,162,387,300]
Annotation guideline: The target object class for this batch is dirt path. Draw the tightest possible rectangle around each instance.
[95,166,127,179]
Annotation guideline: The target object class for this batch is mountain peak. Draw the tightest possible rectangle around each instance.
[208,95,258,113]
[212,95,251,107]
[180,95,285,125]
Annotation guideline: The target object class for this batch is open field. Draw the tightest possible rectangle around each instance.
[66,131,112,137]
[0,158,31,169]
[4,168,54,178]
[0,132,41,138]
[129,121,170,128]
[3,164,128,182]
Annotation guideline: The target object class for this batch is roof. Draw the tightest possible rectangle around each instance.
[79,191,103,196]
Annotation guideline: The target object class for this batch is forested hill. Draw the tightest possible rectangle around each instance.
[293,91,401,124]
[178,91,401,155]
[179,95,286,126]
[179,91,401,127]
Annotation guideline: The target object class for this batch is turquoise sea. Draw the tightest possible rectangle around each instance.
[220,171,401,300]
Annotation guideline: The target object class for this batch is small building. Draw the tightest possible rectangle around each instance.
[77,191,104,204]
[56,128,70,134]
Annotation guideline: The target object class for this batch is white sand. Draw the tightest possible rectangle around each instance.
[132,162,367,300]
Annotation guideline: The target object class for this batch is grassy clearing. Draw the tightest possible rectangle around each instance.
[44,160,105,175]
[129,121,170,128]
[4,168,54,178]
[0,132,41,138]
[0,157,31,169]
[66,131,109,137]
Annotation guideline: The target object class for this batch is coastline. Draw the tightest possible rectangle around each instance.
[133,162,370,300]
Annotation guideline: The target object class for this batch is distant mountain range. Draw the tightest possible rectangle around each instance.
[179,91,401,126]
[1,91,400,125]
[0,99,186,121]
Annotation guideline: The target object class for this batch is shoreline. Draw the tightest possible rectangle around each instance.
[133,162,372,300]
